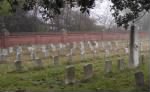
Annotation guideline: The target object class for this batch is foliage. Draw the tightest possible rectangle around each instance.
[0,0,11,15]
[110,0,150,28]
[0,12,48,32]
[1,0,150,28]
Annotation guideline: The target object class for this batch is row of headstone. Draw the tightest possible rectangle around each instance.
[65,62,145,88]
[0,39,146,64]
[65,63,93,84]
[14,58,43,71]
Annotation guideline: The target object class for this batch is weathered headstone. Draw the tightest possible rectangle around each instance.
[88,41,94,51]
[0,49,8,62]
[83,63,93,80]
[108,41,112,50]
[73,42,77,49]
[105,49,110,58]
[94,41,99,49]
[53,55,59,65]
[104,60,112,73]
[80,42,85,60]
[14,60,22,71]
[16,47,22,61]
[124,47,129,54]
[0,49,4,62]
[135,72,144,87]
[117,59,125,71]
[101,42,105,49]
[41,45,49,57]
[50,44,56,52]
[33,58,43,68]
[9,47,13,53]
[16,53,21,61]
[65,65,76,84]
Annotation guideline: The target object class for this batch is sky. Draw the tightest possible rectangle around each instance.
[28,0,115,27]
[90,0,114,26]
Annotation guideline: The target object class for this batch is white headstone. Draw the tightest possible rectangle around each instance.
[105,49,110,57]
[9,47,13,53]
[50,44,56,52]
[88,41,94,51]
[125,48,129,54]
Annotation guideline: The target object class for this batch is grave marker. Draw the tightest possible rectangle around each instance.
[117,59,125,71]
[33,58,43,68]
[80,41,85,60]
[65,65,76,84]
[14,60,22,71]
[53,55,59,65]
[9,47,13,53]
[83,63,93,80]
[135,72,145,87]
[104,60,112,73]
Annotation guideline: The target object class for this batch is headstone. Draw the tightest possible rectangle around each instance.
[53,55,59,65]
[50,44,56,52]
[108,41,112,50]
[124,47,129,54]
[31,51,37,60]
[94,41,99,49]
[101,42,105,49]
[135,72,144,87]
[16,53,21,61]
[105,49,110,58]
[104,60,112,73]
[9,47,13,53]
[33,58,43,68]
[41,45,49,57]
[88,41,94,51]
[14,60,22,71]
[117,59,125,71]
[0,49,4,62]
[80,42,85,60]
[83,63,93,80]
[65,65,76,84]
[2,49,8,56]
[66,48,74,64]
[73,42,77,49]
[15,47,22,61]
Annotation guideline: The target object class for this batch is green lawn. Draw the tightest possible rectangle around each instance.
[0,52,149,92]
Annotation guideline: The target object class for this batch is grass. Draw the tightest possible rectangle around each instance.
[0,53,149,92]
[0,39,149,92]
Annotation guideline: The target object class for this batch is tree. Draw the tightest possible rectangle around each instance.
[1,0,150,28]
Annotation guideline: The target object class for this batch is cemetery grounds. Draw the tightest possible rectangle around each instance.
[0,38,149,92]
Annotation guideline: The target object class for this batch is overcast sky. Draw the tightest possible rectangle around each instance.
[90,0,114,26]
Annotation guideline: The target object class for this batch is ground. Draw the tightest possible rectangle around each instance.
[0,40,149,92]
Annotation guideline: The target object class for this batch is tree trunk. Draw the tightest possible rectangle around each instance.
[129,24,139,68]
